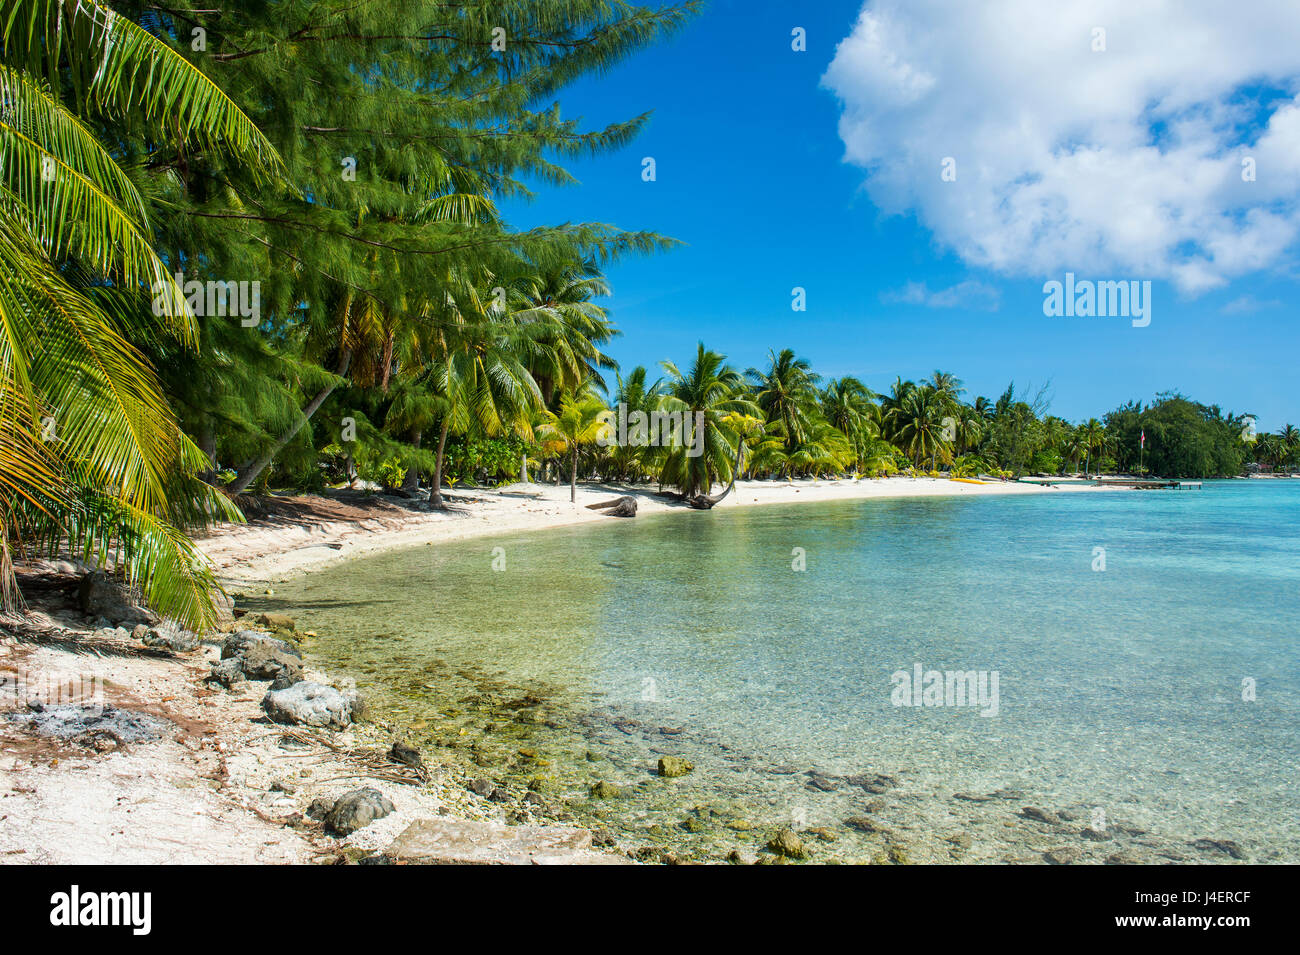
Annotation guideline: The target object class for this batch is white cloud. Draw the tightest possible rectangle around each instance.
[1220,294,1282,314]
[882,280,1000,310]
[823,0,1300,294]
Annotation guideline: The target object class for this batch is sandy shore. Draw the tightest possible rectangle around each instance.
[200,476,1107,587]
[0,575,620,865]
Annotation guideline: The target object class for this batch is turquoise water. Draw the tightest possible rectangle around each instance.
[265,481,1300,863]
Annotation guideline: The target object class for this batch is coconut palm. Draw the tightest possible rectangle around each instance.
[786,417,855,477]
[539,390,608,503]
[425,283,544,508]
[887,385,951,470]
[1079,418,1106,475]
[659,344,759,500]
[0,0,281,625]
[1061,428,1087,474]
[607,366,666,481]
[952,404,984,455]
[513,261,618,405]
[820,376,879,472]
[927,370,965,402]
[748,348,820,452]
[820,377,875,436]
[878,377,916,445]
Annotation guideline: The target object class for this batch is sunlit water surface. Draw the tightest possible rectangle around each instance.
[258,481,1300,863]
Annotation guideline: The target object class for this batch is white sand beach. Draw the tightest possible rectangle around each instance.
[200,476,1112,587]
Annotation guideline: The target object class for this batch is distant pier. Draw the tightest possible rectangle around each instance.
[1092,479,1201,490]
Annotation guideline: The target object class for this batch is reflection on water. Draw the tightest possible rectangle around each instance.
[257,482,1300,863]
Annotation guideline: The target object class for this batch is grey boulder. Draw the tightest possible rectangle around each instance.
[242,642,303,682]
[223,631,302,681]
[208,657,246,688]
[141,621,200,652]
[262,682,352,728]
[221,630,300,661]
[324,787,395,836]
[269,667,303,690]
[77,571,157,625]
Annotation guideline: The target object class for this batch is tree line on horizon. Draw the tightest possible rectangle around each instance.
[0,1,1291,627]
[394,348,1294,503]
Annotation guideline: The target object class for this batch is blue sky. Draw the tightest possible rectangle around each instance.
[501,0,1298,430]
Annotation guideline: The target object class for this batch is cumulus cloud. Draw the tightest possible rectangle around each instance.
[882,280,1001,310]
[822,0,1300,294]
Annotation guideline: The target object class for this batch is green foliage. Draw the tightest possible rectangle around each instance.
[658,345,760,497]
[443,436,529,485]
[4,0,1280,630]
[0,0,258,625]
[1104,394,1250,478]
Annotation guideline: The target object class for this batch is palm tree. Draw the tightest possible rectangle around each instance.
[513,261,618,406]
[785,417,854,477]
[748,348,820,452]
[0,0,279,625]
[927,370,965,402]
[1280,424,1300,472]
[820,377,874,434]
[878,377,916,446]
[1281,424,1299,468]
[608,366,666,481]
[659,344,759,500]
[1079,418,1106,475]
[1061,428,1087,474]
[425,283,543,508]
[888,386,950,470]
[539,390,608,502]
[820,377,878,472]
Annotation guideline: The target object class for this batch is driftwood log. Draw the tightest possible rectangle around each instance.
[585,495,638,517]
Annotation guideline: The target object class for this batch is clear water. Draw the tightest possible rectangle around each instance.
[259,481,1300,863]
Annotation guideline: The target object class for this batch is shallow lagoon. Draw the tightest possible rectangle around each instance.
[262,481,1300,863]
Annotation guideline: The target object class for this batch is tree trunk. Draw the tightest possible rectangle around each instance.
[401,430,422,494]
[521,452,528,483]
[197,418,218,485]
[688,435,746,509]
[229,349,352,495]
[570,447,578,503]
[430,419,451,509]
[379,330,395,393]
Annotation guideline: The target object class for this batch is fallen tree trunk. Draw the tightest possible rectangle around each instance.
[585,495,637,517]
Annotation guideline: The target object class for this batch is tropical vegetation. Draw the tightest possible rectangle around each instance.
[1,0,1291,626]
